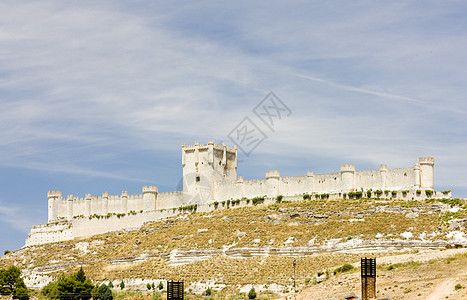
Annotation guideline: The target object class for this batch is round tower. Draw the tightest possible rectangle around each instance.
[47,191,61,223]
[413,162,420,189]
[142,186,158,211]
[85,193,92,216]
[66,194,74,221]
[265,171,280,197]
[121,191,129,214]
[379,164,388,190]
[340,165,355,192]
[419,157,434,189]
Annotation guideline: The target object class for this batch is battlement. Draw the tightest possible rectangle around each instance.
[182,141,237,152]
[121,191,128,197]
[380,164,387,170]
[143,186,158,193]
[340,164,355,172]
[265,170,280,179]
[47,191,62,198]
[419,157,435,165]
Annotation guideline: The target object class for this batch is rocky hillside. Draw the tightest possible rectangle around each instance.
[1,197,466,299]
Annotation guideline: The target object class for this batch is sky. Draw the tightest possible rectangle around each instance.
[1,0,467,253]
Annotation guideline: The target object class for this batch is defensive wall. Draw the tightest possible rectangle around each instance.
[25,189,451,246]
[26,142,439,246]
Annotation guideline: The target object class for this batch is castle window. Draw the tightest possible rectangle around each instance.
[196,176,200,182]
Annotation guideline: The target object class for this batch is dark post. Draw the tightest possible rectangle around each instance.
[167,280,184,300]
[361,258,376,300]
[293,259,297,292]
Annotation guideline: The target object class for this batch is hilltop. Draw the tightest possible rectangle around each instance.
[2,197,467,299]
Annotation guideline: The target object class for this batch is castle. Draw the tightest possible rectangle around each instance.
[26,141,443,246]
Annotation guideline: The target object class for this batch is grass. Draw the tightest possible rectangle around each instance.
[1,197,466,297]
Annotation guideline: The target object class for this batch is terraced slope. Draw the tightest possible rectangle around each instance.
[1,197,466,298]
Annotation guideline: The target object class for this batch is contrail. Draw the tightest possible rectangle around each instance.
[294,73,424,104]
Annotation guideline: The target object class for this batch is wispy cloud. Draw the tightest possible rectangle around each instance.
[293,73,423,104]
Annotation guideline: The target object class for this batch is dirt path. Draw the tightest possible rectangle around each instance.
[426,277,458,300]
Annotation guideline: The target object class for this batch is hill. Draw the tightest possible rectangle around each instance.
[1,197,467,299]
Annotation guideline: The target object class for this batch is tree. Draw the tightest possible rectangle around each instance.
[204,287,212,296]
[151,282,155,291]
[92,284,113,300]
[42,268,94,300]
[0,266,29,300]
[248,287,257,299]
[3,250,10,255]
[147,283,152,290]
[75,267,86,283]
[158,281,163,290]
[119,280,125,290]
[107,281,113,289]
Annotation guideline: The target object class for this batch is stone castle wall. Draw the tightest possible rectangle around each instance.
[28,142,438,247]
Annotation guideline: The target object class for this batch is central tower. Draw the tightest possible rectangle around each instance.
[182,141,237,203]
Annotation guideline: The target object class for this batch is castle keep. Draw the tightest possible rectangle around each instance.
[28,142,440,246]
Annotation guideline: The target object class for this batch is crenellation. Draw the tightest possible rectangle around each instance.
[35,141,439,246]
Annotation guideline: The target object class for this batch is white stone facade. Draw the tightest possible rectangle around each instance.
[26,141,438,246]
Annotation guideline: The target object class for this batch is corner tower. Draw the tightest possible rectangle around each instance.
[419,157,434,189]
[182,141,237,203]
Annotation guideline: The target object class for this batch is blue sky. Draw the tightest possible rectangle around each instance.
[1,1,467,253]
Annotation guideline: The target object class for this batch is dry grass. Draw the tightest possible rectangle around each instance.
[0,197,465,298]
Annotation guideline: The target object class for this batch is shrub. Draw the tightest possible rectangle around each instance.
[248,287,257,299]
[119,280,125,290]
[92,284,113,300]
[251,196,264,205]
[366,191,372,198]
[3,250,10,255]
[276,195,283,202]
[333,263,354,275]
[416,190,421,195]
[108,281,114,288]
[391,191,397,197]
[147,283,152,290]
[455,283,463,290]
[158,281,163,290]
[205,287,212,296]
[442,190,451,195]
[425,190,433,197]
[303,194,311,200]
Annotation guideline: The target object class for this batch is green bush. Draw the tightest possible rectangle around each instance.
[248,287,257,299]
[391,191,397,197]
[204,287,212,296]
[333,263,354,275]
[455,283,463,290]
[0,266,29,300]
[276,195,283,202]
[303,194,311,200]
[425,190,433,197]
[42,267,93,300]
[92,284,113,300]
[416,190,421,195]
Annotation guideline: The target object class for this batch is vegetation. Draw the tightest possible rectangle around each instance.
[42,267,94,299]
[248,287,257,299]
[0,266,29,300]
[92,283,113,300]
[333,263,354,275]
